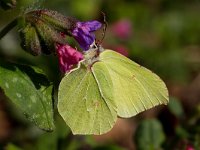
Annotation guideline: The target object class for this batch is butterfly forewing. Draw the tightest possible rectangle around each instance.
[99,50,169,118]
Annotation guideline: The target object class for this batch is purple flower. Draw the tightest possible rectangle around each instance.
[72,21,102,50]
[56,43,83,73]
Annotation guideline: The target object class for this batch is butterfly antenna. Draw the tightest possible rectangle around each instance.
[96,12,108,46]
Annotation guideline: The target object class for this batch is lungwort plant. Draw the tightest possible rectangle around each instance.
[0,8,169,135]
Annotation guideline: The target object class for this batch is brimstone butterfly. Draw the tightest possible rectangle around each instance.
[58,45,169,135]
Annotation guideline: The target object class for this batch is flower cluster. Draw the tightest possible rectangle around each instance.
[56,20,102,73]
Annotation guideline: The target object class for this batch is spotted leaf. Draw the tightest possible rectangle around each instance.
[0,61,54,131]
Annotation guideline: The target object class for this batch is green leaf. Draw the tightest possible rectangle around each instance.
[5,143,22,150]
[58,63,117,135]
[0,61,54,131]
[168,97,184,118]
[99,50,169,118]
[135,119,165,150]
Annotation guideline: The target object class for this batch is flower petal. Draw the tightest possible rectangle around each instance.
[72,20,102,51]
[80,21,102,32]
[56,43,83,73]
[74,29,94,50]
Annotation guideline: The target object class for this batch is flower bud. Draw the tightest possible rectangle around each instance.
[35,20,67,54]
[20,24,42,56]
[25,10,76,35]
[0,0,16,10]
[19,9,74,56]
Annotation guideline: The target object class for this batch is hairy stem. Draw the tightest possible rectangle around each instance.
[0,18,18,40]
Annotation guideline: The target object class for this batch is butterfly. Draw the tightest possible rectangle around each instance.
[58,43,169,135]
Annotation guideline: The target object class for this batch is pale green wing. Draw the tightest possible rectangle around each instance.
[58,63,117,135]
[99,50,169,118]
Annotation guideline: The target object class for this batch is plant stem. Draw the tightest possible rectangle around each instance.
[0,18,18,40]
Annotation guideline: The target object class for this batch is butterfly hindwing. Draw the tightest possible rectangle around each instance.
[58,63,117,135]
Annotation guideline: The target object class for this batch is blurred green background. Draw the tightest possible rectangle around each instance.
[0,0,200,149]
